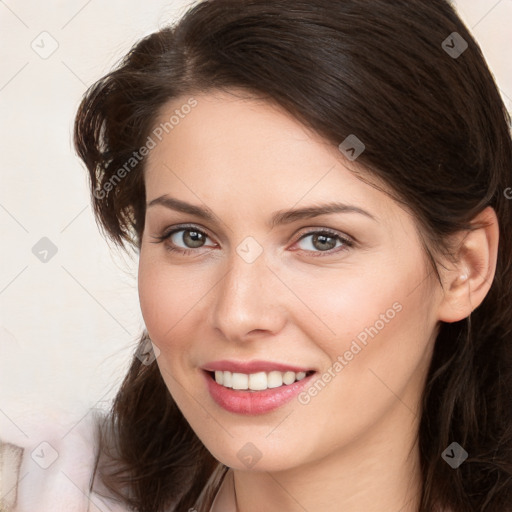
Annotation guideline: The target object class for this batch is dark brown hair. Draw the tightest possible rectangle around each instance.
[74,1,512,510]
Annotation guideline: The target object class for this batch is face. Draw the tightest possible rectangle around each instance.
[138,89,444,472]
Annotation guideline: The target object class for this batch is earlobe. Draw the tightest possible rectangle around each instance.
[437,206,499,323]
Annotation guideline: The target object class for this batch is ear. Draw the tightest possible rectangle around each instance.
[437,206,499,323]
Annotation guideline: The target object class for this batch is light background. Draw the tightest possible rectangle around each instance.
[1,0,511,435]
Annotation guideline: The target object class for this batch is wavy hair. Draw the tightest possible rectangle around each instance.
[74,1,512,510]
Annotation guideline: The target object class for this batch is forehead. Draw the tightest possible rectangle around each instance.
[143,90,404,227]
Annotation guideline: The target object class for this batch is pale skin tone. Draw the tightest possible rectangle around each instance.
[138,89,499,512]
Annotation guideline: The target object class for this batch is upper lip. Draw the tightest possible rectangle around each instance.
[201,360,315,374]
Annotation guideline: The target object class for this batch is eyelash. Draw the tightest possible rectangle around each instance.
[151,223,355,257]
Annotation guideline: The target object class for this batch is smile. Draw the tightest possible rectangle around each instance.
[202,369,318,415]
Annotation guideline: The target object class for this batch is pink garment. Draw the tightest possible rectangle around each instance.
[0,408,126,512]
[0,407,235,512]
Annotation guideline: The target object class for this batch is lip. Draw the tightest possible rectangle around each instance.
[202,369,317,415]
[201,359,315,374]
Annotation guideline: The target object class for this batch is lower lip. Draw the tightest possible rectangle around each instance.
[202,370,317,415]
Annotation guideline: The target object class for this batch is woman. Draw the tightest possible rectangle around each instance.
[5,0,511,511]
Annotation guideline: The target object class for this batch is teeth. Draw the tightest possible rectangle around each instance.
[213,370,308,390]
[267,371,283,388]
[249,372,268,390]
[232,372,249,390]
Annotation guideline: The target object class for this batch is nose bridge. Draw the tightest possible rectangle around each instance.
[211,246,284,339]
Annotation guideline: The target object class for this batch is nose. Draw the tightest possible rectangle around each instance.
[210,249,287,342]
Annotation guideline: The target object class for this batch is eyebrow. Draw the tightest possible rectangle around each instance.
[147,195,377,228]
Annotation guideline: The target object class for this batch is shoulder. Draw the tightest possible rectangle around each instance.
[0,406,129,512]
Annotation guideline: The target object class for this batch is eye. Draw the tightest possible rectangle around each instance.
[150,225,216,255]
[293,229,354,256]
[151,225,354,258]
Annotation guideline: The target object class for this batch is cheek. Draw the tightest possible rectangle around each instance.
[288,275,434,449]
[138,254,183,342]
[284,261,407,345]
[137,252,212,347]
[295,253,434,373]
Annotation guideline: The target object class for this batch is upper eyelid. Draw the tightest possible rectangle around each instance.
[161,224,214,241]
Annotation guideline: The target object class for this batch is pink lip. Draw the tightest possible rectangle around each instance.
[202,369,317,415]
[202,359,314,373]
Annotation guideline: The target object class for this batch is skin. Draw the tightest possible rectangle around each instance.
[138,89,499,512]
